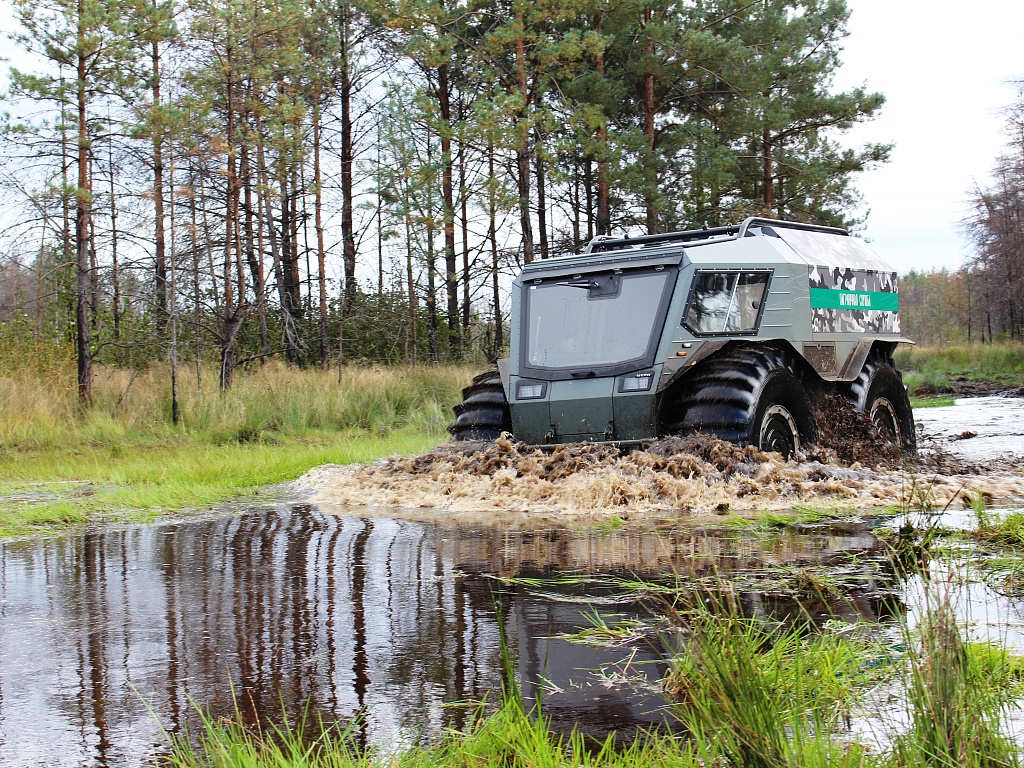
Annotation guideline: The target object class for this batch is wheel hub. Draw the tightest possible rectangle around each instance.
[870,397,902,445]
[759,405,800,459]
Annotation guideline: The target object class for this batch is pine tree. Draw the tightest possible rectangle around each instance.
[9,0,145,401]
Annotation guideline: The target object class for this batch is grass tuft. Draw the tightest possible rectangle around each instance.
[891,596,1022,768]
[974,511,1024,549]
[664,601,880,768]
[166,695,705,768]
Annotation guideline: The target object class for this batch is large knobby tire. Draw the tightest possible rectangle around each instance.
[845,352,916,451]
[448,368,512,441]
[661,345,817,459]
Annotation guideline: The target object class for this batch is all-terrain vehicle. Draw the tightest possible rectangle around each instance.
[451,217,915,458]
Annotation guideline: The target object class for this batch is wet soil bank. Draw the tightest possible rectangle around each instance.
[298,398,1024,525]
[912,376,1024,398]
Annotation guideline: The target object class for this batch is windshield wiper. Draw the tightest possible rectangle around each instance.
[554,279,598,289]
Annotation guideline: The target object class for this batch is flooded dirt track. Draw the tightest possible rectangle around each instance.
[0,506,899,767]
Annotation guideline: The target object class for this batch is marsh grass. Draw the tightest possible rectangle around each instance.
[0,362,470,449]
[895,343,1024,380]
[166,695,704,768]
[958,497,1024,599]
[663,600,883,768]
[711,507,865,532]
[661,586,1024,767]
[910,396,957,408]
[974,511,1024,549]
[0,363,472,535]
[890,595,1022,768]
[896,343,1024,394]
[165,705,366,768]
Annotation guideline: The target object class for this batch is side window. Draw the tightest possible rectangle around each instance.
[683,270,771,335]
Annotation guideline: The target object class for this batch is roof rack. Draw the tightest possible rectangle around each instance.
[580,217,847,254]
[738,217,848,238]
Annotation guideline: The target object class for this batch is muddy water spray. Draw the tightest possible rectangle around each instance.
[298,431,1024,523]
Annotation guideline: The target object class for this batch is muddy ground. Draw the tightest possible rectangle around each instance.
[298,397,1024,526]
[913,376,1024,398]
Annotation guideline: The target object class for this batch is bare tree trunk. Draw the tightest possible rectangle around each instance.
[240,140,267,358]
[571,158,581,248]
[75,27,92,404]
[290,168,302,311]
[87,161,98,332]
[299,163,312,312]
[514,17,535,264]
[459,133,470,338]
[643,5,658,234]
[188,158,202,390]
[220,48,241,390]
[594,10,610,236]
[339,6,357,311]
[108,141,120,338]
[34,211,48,342]
[60,67,72,282]
[535,145,548,259]
[313,85,329,368]
[377,135,384,295]
[254,101,283,321]
[279,172,302,365]
[405,214,417,364]
[169,129,179,425]
[488,145,502,353]
[426,218,438,363]
[762,127,773,212]
[153,34,168,340]
[584,157,594,241]
[438,63,459,355]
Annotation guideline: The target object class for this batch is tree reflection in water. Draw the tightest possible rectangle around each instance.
[0,506,897,767]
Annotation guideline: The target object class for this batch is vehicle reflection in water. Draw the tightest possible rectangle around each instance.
[0,506,900,767]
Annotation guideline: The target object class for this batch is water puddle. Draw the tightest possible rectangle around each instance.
[915,396,1024,462]
[0,506,899,767]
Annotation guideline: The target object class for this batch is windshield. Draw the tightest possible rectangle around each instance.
[523,267,675,371]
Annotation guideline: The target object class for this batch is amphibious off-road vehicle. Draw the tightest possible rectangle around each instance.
[451,217,915,458]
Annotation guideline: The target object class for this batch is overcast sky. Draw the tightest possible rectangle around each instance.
[836,0,1024,274]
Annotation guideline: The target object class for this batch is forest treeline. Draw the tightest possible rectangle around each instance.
[900,84,1024,346]
[0,0,893,403]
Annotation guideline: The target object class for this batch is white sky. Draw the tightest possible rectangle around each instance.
[836,0,1024,274]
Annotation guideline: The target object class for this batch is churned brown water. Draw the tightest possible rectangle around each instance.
[300,403,1024,523]
[0,505,897,767]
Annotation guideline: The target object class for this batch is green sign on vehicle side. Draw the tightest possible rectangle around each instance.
[809,287,899,312]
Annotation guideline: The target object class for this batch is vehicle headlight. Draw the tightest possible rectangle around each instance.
[620,372,654,392]
[516,381,547,399]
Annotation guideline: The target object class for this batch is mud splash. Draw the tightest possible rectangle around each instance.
[298,429,1024,524]
[812,392,904,466]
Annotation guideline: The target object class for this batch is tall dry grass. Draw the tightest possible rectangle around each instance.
[0,362,475,450]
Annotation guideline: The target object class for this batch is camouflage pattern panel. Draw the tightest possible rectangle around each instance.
[776,229,893,272]
[808,266,900,334]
